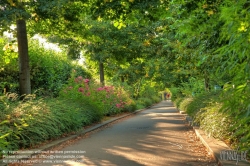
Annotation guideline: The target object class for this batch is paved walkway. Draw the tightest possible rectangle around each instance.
[32,101,216,166]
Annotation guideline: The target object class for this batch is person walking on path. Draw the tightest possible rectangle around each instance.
[163,91,167,100]
[167,93,170,100]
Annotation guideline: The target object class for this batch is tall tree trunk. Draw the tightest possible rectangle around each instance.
[17,19,31,95]
[99,61,105,86]
[121,75,125,82]
[204,74,210,92]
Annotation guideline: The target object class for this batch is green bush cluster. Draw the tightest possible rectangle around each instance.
[137,97,153,108]
[172,90,250,154]
[0,38,19,93]
[194,103,231,141]
[0,39,90,96]
[178,98,193,113]
[0,75,145,158]
[135,96,161,109]
[185,92,220,117]
[179,77,205,97]
[29,40,91,97]
[135,85,161,109]
[169,87,183,105]
[59,74,137,116]
[0,93,102,157]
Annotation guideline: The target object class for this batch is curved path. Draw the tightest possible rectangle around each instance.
[33,101,216,166]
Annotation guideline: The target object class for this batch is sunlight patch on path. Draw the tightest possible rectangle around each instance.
[104,146,170,166]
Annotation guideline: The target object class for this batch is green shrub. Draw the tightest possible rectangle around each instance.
[179,89,250,154]
[0,38,90,96]
[178,97,193,112]
[59,74,134,116]
[0,92,104,157]
[138,83,161,103]
[194,103,231,140]
[151,95,161,103]
[186,91,220,116]
[219,84,250,152]
[0,38,19,93]
[173,97,185,109]
[179,77,205,97]
[122,99,137,112]
[137,97,153,107]
[135,103,145,110]
[29,40,91,97]
[169,87,183,102]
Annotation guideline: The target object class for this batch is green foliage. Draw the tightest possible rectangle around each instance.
[29,40,91,97]
[0,38,90,96]
[180,77,205,97]
[175,90,250,153]
[169,87,182,102]
[137,97,153,108]
[135,103,145,110]
[133,81,161,108]
[0,92,103,157]
[178,98,193,112]
[59,73,135,116]
[162,0,250,153]
[174,97,185,109]
[91,0,169,24]
[194,103,231,140]
[151,95,161,103]
[219,83,250,150]
[2,0,249,156]
[185,92,220,117]
[0,38,19,93]
[29,40,69,96]
[192,98,249,152]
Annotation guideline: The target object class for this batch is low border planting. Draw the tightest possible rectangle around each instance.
[172,90,250,157]
[0,93,103,157]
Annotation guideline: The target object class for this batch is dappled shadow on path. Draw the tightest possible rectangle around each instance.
[71,102,216,166]
[31,101,216,166]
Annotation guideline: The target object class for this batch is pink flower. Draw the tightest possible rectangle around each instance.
[78,87,84,93]
[74,76,83,83]
[68,86,73,90]
[116,103,122,108]
[97,87,104,91]
[86,92,91,96]
[84,79,90,83]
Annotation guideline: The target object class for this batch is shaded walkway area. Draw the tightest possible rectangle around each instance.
[33,101,216,166]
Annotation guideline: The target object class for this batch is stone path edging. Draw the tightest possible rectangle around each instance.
[2,102,249,166]
[0,107,148,166]
[178,109,250,166]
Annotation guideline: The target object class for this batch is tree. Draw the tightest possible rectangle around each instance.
[16,19,31,95]
[0,0,72,95]
[0,1,32,95]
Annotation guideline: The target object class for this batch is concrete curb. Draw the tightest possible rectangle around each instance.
[0,107,149,166]
[178,109,250,166]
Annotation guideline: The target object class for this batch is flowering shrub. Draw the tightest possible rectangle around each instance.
[60,74,135,116]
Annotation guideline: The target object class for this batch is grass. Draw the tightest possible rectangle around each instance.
[0,92,160,158]
[172,90,250,158]
[0,94,102,157]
